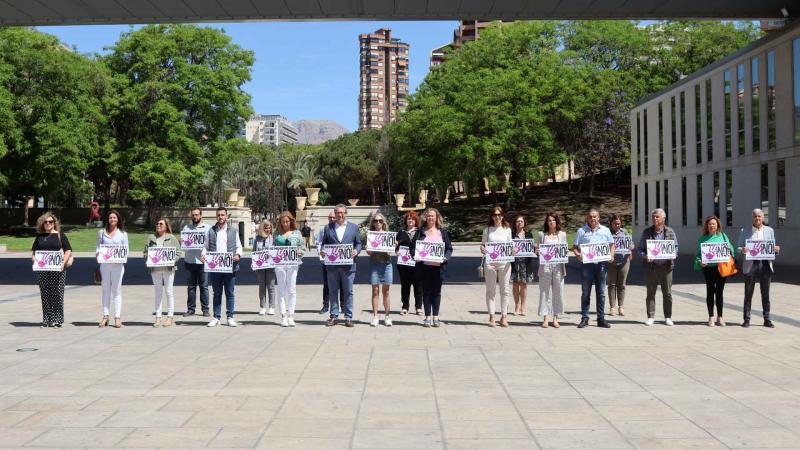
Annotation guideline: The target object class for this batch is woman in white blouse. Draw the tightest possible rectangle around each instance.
[480,206,514,327]
[536,213,567,328]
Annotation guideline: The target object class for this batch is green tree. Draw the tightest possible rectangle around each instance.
[318,130,381,203]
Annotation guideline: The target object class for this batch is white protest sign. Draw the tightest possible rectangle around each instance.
[33,251,64,272]
[396,245,415,267]
[269,246,301,266]
[97,244,128,264]
[745,239,776,261]
[579,242,613,264]
[484,241,514,263]
[512,239,536,257]
[204,251,234,273]
[614,235,634,255]
[538,243,569,264]
[146,247,178,268]
[180,231,206,250]
[323,244,354,266]
[645,240,677,260]
[366,231,396,253]
[414,241,446,263]
[251,249,274,270]
[700,242,732,264]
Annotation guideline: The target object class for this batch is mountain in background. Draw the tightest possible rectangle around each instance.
[293,120,349,145]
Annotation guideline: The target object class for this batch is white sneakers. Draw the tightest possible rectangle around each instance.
[207,318,219,327]
[288,316,296,327]
[281,316,289,327]
[370,316,393,326]
[227,318,238,327]
[258,308,267,316]
[665,318,674,326]
[645,318,674,326]
[645,318,655,326]
[384,316,392,327]
[371,316,379,327]
[267,307,275,315]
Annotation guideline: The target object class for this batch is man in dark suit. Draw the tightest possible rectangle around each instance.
[319,204,362,327]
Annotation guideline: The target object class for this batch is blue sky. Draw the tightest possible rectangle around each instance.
[37,21,458,131]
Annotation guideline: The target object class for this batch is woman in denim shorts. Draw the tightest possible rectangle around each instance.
[367,212,393,327]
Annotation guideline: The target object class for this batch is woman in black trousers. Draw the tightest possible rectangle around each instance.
[413,208,453,328]
[31,212,72,327]
[396,210,423,315]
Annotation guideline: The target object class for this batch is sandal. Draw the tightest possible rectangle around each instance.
[552,320,560,328]
[164,316,173,327]
[113,317,123,328]
[99,316,109,328]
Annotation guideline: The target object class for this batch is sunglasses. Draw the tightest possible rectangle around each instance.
[372,219,384,223]
[157,223,166,226]
[44,220,54,224]
[492,213,503,217]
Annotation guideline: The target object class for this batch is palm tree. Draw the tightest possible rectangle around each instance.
[287,161,327,196]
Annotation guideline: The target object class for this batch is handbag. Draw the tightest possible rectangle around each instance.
[717,234,738,278]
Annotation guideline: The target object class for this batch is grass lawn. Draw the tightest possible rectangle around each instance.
[0,225,151,253]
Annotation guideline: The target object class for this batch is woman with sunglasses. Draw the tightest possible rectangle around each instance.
[144,218,180,327]
[31,212,72,327]
[367,213,393,326]
[481,206,514,327]
[395,210,422,315]
[510,215,535,316]
[96,209,128,328]
[253,219,277,316]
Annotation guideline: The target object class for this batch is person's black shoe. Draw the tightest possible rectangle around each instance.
[182,311,195,317]
[764,319,775,328]
[741,320,750,328]
[202,311,210,317]
[597,321,611,328]
[577,318,589,328]
[319,306,329,315]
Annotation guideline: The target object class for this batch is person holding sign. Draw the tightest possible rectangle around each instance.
[31,212,72,328]
[481,206,515,328]
[737,208,780,328]
[202,207,243,327]
[694,216,735,327]
[510,215,535,316]
[573,209,616,329]
[395,211,422,316]
[274,211,305,327]
[536,213,567,328]
[181,207,210,317]
[253,219,277,316]
[637,209,677,326]
[144,218,180,327]
[320,204,362,327]
[96,210,128,328]
[317,212,339,315]
[367,212,393,327]
[413,208,453,328]
[607,214,634,317]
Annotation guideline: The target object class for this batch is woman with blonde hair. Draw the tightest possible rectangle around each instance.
[367,212,393,326]
[31,212,72,327]
[694,215,735,326]
[253,219,277,316]
[413,208,453,327]
[274,211,304,327]
[480,205,514,327]
[144,218,180,327]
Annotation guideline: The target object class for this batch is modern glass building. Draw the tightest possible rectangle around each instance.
[631,21,800,264]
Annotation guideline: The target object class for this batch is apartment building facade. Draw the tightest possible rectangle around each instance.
[359,28,409,130]
[242,114,298,146]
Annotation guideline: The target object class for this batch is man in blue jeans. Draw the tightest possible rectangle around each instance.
[201,207,243,327]
[573,209,616,329]
[182,207,210,317]
[319,204,361,327]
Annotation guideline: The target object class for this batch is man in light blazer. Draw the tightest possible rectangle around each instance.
[737,208,780,328]
[319,204,362,327]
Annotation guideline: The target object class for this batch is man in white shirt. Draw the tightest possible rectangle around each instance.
[201,207,243,327]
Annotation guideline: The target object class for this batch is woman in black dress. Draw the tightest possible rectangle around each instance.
[30,212,72,327]
[510,215,535,316]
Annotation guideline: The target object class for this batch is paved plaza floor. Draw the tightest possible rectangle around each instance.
[1,280,800,449]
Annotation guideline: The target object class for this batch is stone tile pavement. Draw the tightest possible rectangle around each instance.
[0,280,799,449]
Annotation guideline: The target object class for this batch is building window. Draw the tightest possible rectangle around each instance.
[636,112,641,176]
[655,181,661,208]
[767,50,776,150]
[671,96,677,169]
[794,39,800,144]
[681,177,687,226]
[777,160,786,226]
[725,169,733,227]
[697,174,703,225]
[645,183,650,225]
[664,179,669,224]
[737,63,745,156]
[761,163,769,224]
[706,79,713,161]
[658,103,664,172]
[644,109,649,175]
[680,91,686,167]
[752,56,761,153]
[713,171,720,218]
[634,185,639,226]
[695,84,702,164]
[724,69,732,158]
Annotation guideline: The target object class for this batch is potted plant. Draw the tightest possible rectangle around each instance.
[394,193,405,208]
[288,161,327,209]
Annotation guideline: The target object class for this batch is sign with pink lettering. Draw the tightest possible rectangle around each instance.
[414,241,445,263]
[484,241,514,263]
[251,249,274,270]
[180,231,206,249]
[323,244,354,266]
[366,231,396,253]
[97,244,128,264]
[204,252,234,273]
[33,251,64,272]
[579,242,613,264]
[538,243,569,265]
[146,247,178,268]
[645,240,677,260]
[745,239,776,261]
[700,242,732,264]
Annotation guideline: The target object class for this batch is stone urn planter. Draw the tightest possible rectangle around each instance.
[295,196,307,211]
[236,196,246,207]
[394,193,405,208]
[418,189,428,205]
[224,188,239,205]
[305,187,321,206]
[347,198,360,206]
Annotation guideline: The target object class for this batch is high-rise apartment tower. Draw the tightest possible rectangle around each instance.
[359,28,409,130]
